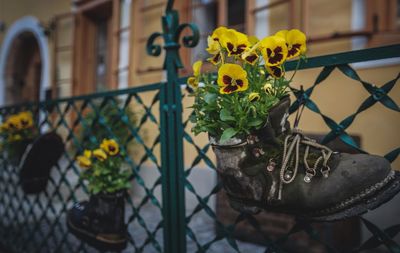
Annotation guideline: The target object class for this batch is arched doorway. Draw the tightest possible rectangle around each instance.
[4,32,42,104]
[0,16,50,106]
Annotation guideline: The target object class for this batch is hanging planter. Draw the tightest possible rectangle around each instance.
[19,132,64,194]
[67,138,131,251]
[189,27,400,221]
[0,111,38,166]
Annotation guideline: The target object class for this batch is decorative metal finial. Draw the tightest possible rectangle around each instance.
[146,0,200,70]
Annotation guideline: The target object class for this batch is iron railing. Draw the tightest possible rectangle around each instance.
[0,0,399,252]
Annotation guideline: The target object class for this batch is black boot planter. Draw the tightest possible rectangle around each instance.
[67,191,128,251]
[7,138,33,167]
[68,138,131,251]
[19,132,64,194]
[211,97,400,222]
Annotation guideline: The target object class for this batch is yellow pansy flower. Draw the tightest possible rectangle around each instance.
[248,92,260,102]
[241,42,260,65]
[7,115,21,130]
[77,155,92,169]
[206,36,223,65]
[275,29,306,59]
[187,60,203,89]
[18,111,33,129]
[266,65,285,78]
[206,36,220,55]
[93,149,107,161]
[83,149,92,158]
[0,122,8,132]
[217,64,249,94]
[100,139,120,156]
[259,35,288,66]
[193,60,202,77]
[220,29,250,56]
[210,26,228,41]
[207,27,228,65]
[263,83,273,94]
[187,77,198,89]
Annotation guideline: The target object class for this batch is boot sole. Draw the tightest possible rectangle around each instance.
[67,217,127,251]
[226,171,400,222]
[305,170,400,222]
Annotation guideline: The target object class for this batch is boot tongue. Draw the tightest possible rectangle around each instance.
[268,96,291,136]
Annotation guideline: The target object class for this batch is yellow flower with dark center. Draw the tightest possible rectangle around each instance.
[207,27,230,64]
[18,111,33,129]
[266,65,285,78]
[208,52,222,65]
[263,83,273,94]
[100,139,120,156]
[220,29,250,56]
[241,42,260,65]
[260,35,288,66]
[248,92,260,102]
[275,29,306,59]
[77,155,92,168]
[206,35,223,65]
[211,26,228,41]
[187,61,203,88]
[217,64,249,94]
[187,77,198,88]
[7,115,21,130]
[206,36,220,55]
[93,149,107,161]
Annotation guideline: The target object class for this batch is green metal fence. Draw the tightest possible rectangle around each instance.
[0,1,400,252]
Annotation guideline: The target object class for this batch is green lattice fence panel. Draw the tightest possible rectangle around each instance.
[181,46,400,253]
[0,84,165,253]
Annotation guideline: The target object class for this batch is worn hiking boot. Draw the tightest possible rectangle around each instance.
[19,132,64,194]
[67,191,128,251]
[211,96,400,221]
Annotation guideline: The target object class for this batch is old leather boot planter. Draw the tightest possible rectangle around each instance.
[67,191,128,251]
[19,132,64,194]
[212,97,400,221]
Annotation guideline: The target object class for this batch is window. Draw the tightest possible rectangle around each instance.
[95,19,109,92]
[190,0,246,64]
[397,0,400,28]
[72,0,121,95]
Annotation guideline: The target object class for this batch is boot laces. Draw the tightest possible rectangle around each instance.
[277,128,333,200]
[277,87,333,200]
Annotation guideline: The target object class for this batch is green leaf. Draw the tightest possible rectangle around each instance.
[204,93,217,104]
[220,128,238,142]
[189,114,197,123]
[248,119,264,127]
[220,109,235,121]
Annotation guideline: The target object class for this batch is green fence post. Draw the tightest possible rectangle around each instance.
[146,1,199,253]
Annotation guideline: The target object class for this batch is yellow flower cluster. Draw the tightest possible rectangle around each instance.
[1,111,34,132]
[188,27,306,95]
[76,139,120,169]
